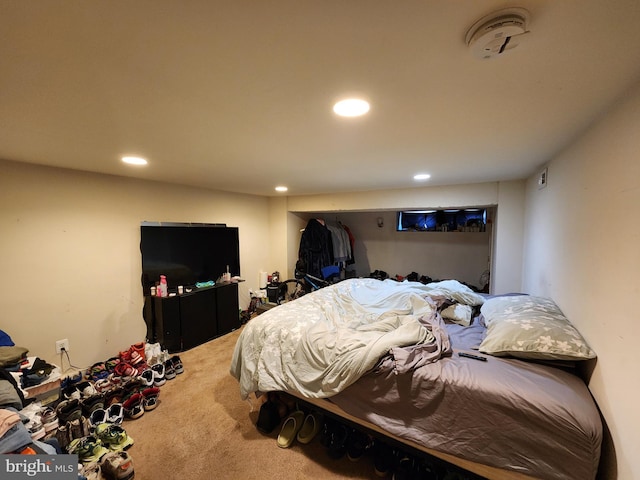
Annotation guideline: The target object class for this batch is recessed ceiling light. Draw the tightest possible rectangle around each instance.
[122,156,148,166]
[333,98,370,117]
[413,173,431,181]
[275,186,288,192]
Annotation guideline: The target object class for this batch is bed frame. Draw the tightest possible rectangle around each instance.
[289,391,537,480]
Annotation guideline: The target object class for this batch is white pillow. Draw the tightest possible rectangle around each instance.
[441,304,473,326]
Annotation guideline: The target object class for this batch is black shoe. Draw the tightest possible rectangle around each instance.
[392,455,414,480]
[346,429,372,461]
[256,400,280,434]
[373,441,396,477]
[326,424,350,460]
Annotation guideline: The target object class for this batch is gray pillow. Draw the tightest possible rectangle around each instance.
[479,295,596,361]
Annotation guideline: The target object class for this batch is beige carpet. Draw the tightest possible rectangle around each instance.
[123,327,376,480]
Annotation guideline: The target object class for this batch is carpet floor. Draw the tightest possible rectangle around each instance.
[122,327,379,480]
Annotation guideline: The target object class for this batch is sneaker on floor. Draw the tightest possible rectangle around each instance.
[106,403,124,425]
[94,378,113,394]
[60,371,84,390]
[62,384,82,401]
[129,342,146,363]
[95,423,134,452]
[69,417,91,441]
[56,398,83,424]
[89,408,108,430]
[134,361,149,375]
[89,362,109,382]
[77,380,98,398]
[373,441,397,477]
[68,435,110,464]
[114,362,137,379]
[104,387,125,407]
[163,359,176,380]
[56,421,72,452]
[139,368,154,387]
[122,393,144,420]
[256,400,280,434]
[105,357,121,373]
[106,374,126,390]
[347,429,373,461]
[82,393,106,417]
[39,407,59,433]
[129,349,145,368]
[120,379,144,405]
[151,363,166,387]
[118,350,132,365]
[326,423,350,459]
[79,461,103,480]
[100,451,134,480]
[169,355,184,374]
[141,387,160,411]
[27,418,45,441]
[392,455,415,480]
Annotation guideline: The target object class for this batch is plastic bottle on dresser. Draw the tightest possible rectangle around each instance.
[159,275,168,297]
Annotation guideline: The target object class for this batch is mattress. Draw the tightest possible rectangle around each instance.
[328,320,602,480]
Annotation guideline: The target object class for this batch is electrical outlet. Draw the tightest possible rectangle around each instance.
[55,339,69,354]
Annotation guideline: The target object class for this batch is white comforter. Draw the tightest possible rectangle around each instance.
[230,278,484,399]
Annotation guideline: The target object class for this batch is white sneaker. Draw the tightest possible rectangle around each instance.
[27,419,46,440]
[151,363,166,387]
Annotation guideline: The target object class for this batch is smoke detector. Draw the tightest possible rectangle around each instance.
[465,8,530,59]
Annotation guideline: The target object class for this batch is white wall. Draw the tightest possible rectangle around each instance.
[522,81,640,479]
[492,181,525,294]
[266,196,289,283]
[286,212,308,280]
[0,160,270,370]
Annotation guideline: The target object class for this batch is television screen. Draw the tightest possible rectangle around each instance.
[140,222,240,294]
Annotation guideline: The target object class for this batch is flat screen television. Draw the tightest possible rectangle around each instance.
[140,222,240,295]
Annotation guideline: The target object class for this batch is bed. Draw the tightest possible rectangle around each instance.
[230,278,602,480]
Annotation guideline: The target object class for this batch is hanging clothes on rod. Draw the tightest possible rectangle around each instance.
[326,221,351,265]
[298,218,333,278]
[339,221,356,265]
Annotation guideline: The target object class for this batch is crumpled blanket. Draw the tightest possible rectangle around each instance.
[230,278,484,400]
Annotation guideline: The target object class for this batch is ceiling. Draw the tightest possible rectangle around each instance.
[2,1,640,197]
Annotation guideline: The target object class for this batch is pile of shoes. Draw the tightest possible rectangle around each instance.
[42,341,185,478]
[79,450,135,480]
[371,443,451,480]
[255,392,325,449]
[255,392,471,480]
[369,270,389,281]
[276,409,324,449]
